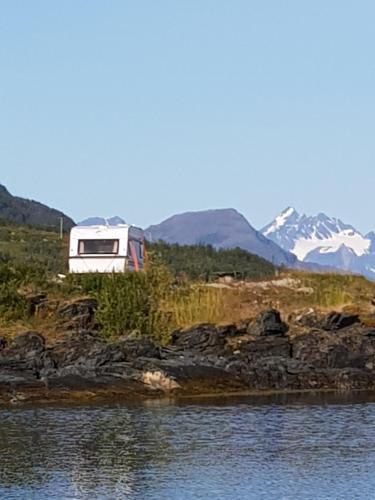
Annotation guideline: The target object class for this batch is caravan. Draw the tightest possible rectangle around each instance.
[69,224,145,273]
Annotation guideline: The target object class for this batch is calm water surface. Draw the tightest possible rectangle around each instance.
[1,393,375,499]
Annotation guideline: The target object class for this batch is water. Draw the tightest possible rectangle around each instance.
[1,393,375,499]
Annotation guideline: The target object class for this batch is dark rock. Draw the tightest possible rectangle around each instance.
[0,369,44,388]
[292,329,367,369]
[58,297,98,330]
[0,332,47,377]
[334,368,372,391]
[3,315,375,401]
[171,323,227,354]
[0,337,7,350]
[34,298,60,319]
[37,335,161,381]
[216,324,240,337]
[322,312,360,331]
[11,331,45,351]
[248,309,289,337]
[25,293,47,316]
[233,337,291,362]
[116,337,160,360]
[294,310,321,328]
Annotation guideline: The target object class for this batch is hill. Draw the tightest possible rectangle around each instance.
[145,208,297,267]
[0,184,75,230]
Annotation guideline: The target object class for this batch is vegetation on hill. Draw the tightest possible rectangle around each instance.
[0,218,67,273]
[0,219,374,343]
[0,184,74,230]
[147,241,276,280]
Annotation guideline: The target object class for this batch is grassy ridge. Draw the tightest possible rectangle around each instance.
[0,220,374,343]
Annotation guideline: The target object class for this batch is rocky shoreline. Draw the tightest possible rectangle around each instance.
[2,304,375,405]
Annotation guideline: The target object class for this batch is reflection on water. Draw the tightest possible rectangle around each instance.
[1,393,375,499]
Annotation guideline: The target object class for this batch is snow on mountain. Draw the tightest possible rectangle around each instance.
[263,207,298,236]
[262,208,375,280]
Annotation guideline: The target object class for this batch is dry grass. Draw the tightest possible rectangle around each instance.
[163,286,243,328]
[163,271,375,330]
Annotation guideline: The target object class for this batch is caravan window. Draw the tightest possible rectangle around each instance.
[78,239,119,255]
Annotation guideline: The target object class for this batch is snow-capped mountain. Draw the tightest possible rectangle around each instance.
[262,208,375,280]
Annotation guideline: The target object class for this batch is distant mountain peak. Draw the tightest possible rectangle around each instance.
[78,216,126,226]
[262,208,375,280]
[263,206,299,237]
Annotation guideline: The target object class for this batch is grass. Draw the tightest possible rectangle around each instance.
[163,285,241,328]
[296,273,370,308]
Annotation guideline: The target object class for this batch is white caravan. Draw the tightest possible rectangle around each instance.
[69,225,145,273]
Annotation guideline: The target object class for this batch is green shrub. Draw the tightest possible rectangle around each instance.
[0,261,49,322]
[66,263,173,343]
[0,282,28,321]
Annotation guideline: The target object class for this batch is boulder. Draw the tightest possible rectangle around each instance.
[292,329,367,369]
[58,297,98,330]
[10,331,45,355]
[171,323,228,354]
[0,332,47,376]
[322,312,360,331]
[248,309,289,337]
[232,336,291,362]
[24,293,47,316]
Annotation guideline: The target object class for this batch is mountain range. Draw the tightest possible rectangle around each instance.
[78,207,375,278]
[1,182,375,280]
[262,208,375,280]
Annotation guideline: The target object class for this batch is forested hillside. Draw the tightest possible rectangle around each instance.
[148,241,276,280]
[0,184,74,230]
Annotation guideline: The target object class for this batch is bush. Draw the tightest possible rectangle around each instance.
[0,282,28,321]
[66,263,173,343]
[0,261,49,322]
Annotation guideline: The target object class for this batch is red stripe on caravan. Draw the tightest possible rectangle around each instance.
[129,241,140,272]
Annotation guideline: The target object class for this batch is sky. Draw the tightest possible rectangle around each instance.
[0,1,374,233]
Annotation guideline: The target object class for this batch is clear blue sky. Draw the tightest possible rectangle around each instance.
[1,1,374,232]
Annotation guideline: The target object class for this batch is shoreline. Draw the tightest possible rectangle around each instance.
[2,308,375,407]
[2,386,375,408]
